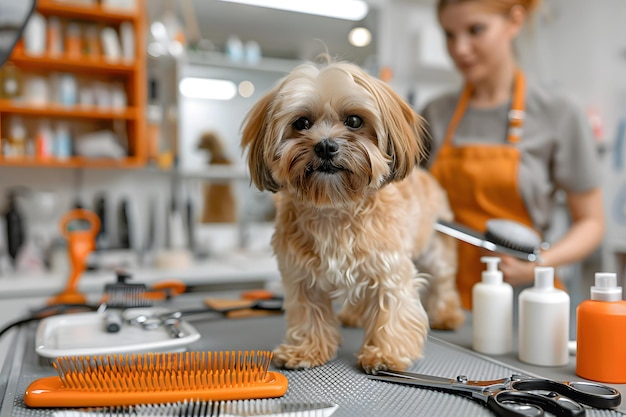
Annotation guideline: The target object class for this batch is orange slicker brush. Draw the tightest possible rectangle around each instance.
[24,350,288,408]
[48,209,100,305]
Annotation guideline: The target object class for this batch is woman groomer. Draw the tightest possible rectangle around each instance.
[422,0,605,309]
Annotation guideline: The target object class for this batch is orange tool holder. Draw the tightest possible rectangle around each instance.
[48,209,100,305]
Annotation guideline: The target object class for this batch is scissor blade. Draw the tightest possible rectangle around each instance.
[377,370,456,384]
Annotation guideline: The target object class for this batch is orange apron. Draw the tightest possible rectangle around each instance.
[430,70,561,310]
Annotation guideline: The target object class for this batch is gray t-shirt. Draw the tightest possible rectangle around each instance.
[421,82,601,232]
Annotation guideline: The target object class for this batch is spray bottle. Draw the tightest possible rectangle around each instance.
[518,267,570,366]
[576,272,626,383]
[472,256,513,354]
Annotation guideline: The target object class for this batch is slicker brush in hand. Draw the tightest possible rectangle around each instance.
[24,351,288,408]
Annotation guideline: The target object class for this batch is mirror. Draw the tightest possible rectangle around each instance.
[0,1,37,67]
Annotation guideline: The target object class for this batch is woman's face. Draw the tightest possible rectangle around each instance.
[439,2,521,84]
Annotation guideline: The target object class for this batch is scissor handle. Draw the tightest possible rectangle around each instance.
[492,390,584,417]
[511,378,621,409]
[487,392,544,417]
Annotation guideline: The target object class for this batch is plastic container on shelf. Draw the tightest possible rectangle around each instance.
[65,22,82,59]
[47,16,62,56]
[576,272,626,383]
[472,256,513,355]
[518,266,570,366]
[23,12,47,56]
[1,63,23,99]
[54,122,72,159]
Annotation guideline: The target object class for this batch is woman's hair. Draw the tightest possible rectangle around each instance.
[436,0,542,17]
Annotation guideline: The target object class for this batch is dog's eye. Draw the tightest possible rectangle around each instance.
[344,115,363,129]
[292,117,312,131]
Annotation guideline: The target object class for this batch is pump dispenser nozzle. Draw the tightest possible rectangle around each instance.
[591,272,622,302]
[480,256,502,285]
[534,267,555,290]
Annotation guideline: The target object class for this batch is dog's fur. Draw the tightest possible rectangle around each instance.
[241,61,464,374]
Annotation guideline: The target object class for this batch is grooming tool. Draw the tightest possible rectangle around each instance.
[101,270,152,309]
[25,350,288,408]
[50,399,338,417]
[367,370,621,417]
[100,270,152,333]
[48,209,101,305]
[125,310,186,338]
[34,308,201,358]
[434,219,542,262]
[204,293,283,319]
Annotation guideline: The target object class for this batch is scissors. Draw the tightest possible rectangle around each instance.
[367,370,621,417]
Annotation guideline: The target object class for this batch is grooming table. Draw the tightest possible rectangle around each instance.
[1,295,624,417]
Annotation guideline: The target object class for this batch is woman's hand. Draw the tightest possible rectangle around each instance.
[498,255,536,287]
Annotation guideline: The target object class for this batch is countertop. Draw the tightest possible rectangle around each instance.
[0,249,280,299]
[0,292,624,417]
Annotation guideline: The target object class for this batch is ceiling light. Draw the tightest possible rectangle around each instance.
[238,80,255,97]
[218,0,369,21]
[348,27,372,47]
[179,78,237,100]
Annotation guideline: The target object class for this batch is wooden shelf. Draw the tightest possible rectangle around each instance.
[0,156,144,169]
[36,0,138,23]
[0,0,147,169]
[10,53,136,74]
[0,100,138,119]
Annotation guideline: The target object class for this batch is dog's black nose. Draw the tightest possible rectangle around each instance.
[314,138,339,160]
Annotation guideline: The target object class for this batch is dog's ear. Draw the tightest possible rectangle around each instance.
[352,69,427,181]
[241,89,281,193]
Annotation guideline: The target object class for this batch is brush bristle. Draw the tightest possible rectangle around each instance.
[52,351,273,391]
[51,399,338,416]
[103,284,152,308]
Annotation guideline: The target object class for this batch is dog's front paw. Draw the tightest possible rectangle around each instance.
[357,345,415,374]
[273,343,336,370]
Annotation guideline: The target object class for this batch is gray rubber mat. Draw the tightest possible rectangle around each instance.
[1,317,624,417]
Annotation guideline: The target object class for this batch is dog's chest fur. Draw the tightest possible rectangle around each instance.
[272,181,422,295]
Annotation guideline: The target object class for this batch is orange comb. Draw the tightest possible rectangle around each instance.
[24,350,288,408]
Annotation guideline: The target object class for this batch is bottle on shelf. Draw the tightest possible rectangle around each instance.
[1,62,23,99]
[47,16,63,56]
[35,119,53,159]
[54,122,72,159]
[6,117,27,157]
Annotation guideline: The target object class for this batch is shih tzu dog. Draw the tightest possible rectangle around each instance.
[241,60,464,374]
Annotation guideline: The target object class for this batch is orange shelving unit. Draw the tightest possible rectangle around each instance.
[0,0,147,169]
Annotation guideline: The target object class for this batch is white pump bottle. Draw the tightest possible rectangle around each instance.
[518,266,570,366]
[472,256,513,354]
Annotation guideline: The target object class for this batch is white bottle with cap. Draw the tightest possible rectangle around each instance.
[472,256,513,354]
[518,266,570,366]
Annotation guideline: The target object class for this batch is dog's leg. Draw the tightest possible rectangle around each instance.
[273,271,341,370]
[337,300,365,328]
[357,257,429,374]
[416,232,465,330]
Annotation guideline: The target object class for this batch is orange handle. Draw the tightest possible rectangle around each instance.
[24,372,288,407]
[49,209,101,305]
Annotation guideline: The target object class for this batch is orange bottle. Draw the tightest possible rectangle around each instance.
[576,272,626,383]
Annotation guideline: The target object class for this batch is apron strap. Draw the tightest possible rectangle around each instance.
[442,70,526,147]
